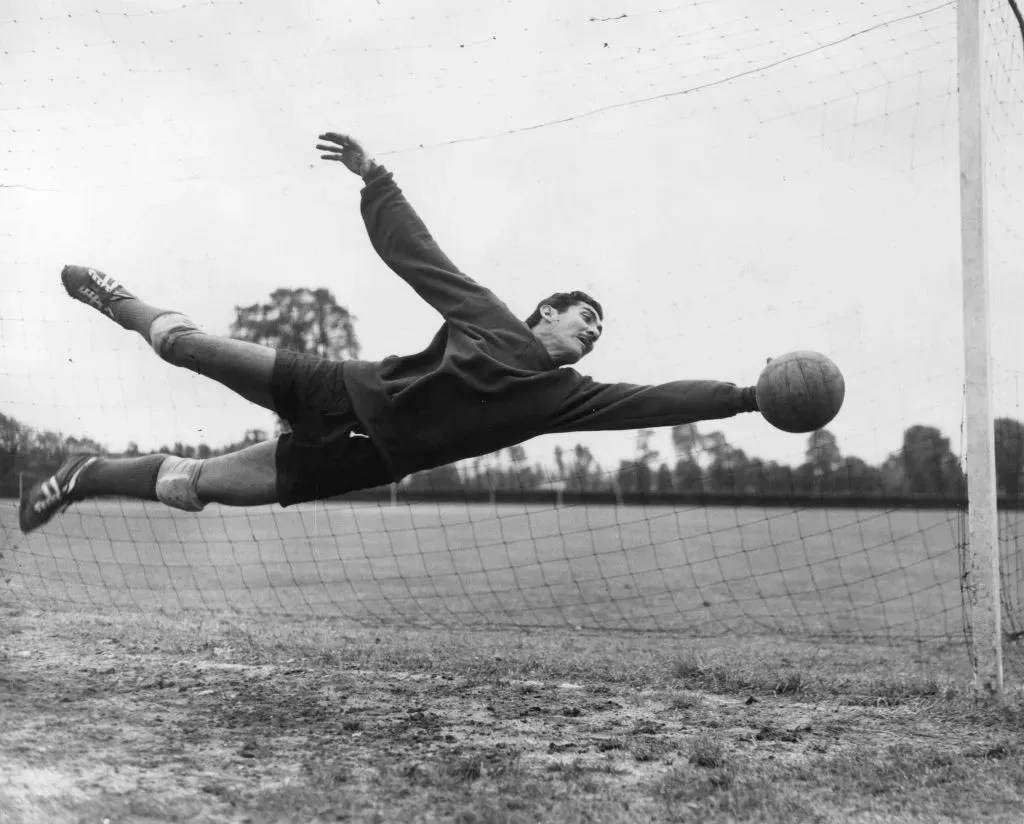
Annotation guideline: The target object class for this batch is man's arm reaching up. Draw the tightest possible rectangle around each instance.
[317,132,512,324]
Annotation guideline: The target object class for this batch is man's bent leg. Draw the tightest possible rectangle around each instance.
[77,441,279,508]
[20,441,281,533]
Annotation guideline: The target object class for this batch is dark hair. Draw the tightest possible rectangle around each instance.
[524,290,604,329]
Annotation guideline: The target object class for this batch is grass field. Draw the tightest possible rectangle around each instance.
[3,500,1024,822]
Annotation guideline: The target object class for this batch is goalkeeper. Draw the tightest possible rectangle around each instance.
[19,132,760,534]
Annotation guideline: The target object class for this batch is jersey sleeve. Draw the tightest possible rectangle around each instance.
[360,166,516,324]
[547,374,758,432]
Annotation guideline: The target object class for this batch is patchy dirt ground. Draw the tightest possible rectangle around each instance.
[2,605,1024,823]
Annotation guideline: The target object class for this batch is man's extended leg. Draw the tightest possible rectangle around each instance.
[61,265,277,410]
[19,441,279,534]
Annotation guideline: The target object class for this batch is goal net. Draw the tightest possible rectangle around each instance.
[1,0,1022,664]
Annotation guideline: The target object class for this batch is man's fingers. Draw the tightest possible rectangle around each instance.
[318,132,360,149]
[315,143,345,153]
[320,154,345,161]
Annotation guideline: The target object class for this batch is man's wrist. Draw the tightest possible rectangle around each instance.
[740,385,759,413]
[360,157,380,179]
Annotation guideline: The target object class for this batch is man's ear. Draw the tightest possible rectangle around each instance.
[540,304,557,322]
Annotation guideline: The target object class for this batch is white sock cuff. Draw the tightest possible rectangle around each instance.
[150,313,201,360]
[155,455,206,512]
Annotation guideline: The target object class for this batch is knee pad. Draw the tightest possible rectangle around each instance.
[150,312,202,362]
[155,456,207,512]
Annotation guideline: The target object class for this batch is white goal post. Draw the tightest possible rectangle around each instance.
[959,0,1004,696]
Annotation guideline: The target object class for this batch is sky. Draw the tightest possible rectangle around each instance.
[2,0,1024,474]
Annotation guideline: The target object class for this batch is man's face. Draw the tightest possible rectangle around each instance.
[545,301,603,364]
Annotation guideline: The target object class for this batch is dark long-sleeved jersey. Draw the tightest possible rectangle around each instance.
[342,166,756,481]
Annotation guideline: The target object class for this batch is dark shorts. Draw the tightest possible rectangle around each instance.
[270,350,393,507]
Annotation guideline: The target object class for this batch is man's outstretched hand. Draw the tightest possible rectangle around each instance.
[317,132,378,178]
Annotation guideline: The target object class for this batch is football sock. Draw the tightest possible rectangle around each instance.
[113,300,173,343]
[71,455,167,502]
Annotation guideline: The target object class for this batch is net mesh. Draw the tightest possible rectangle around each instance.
[0,0,1022,666]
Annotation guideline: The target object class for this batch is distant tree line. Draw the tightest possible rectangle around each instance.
[399,422,984,501]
